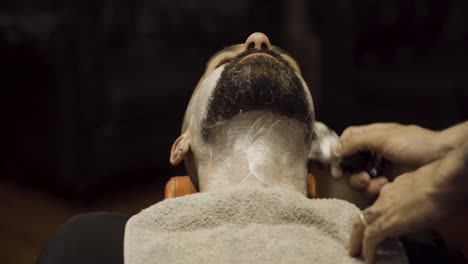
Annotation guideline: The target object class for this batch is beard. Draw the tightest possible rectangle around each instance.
[201,49,313,142]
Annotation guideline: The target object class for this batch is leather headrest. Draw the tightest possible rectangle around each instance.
[164,176,196,199]
[164,174,318,199]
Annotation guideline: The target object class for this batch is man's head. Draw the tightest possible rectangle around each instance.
[170,32,315,195]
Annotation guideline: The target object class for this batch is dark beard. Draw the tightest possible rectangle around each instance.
[202,50,313,142]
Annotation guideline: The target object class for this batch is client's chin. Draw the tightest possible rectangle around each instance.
[202,55,313,142]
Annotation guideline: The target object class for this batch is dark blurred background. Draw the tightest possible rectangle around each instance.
[1,0,467,263]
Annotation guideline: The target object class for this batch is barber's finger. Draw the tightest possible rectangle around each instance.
[348,209,380,257]
[330,165,343,178]
[348,171,371,190]
[348,216,365,257]
[336,124,389,157]
[365,177,388,196]
[363,222,386,264]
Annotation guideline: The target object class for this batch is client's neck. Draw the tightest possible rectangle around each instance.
[197,111,310,195]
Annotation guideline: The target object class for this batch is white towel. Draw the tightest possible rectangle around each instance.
[124,187,408,264]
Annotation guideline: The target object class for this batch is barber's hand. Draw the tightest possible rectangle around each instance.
[348,160,453,264]
[333,123,445,195]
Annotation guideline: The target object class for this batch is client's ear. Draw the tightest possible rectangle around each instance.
[170,134,191,165]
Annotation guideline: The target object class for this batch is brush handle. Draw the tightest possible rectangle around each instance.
[339,151,383,178]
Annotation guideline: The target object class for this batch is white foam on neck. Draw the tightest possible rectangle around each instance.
[196,111,310,195]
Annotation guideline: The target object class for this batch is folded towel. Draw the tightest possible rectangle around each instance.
[124,187,408,264]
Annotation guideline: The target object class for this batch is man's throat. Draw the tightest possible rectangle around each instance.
[197,111,310,195]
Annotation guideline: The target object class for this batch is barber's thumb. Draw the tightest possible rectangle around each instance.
[333,141,359,158]
[335,140,365,158]
[333,143,344,156]
[335,130,375,157]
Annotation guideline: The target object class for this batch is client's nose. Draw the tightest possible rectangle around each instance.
[244,32,272,51]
